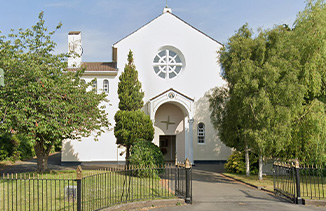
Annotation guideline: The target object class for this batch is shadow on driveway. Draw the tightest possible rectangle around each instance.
[154,163,325,211]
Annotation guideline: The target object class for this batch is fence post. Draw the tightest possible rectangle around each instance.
[273,162,276,194]
[76,165,83,211]
[185,158,192,204]
[294,160,303,204]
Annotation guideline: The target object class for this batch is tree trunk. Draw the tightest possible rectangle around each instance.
[258,153,263,180]
[34,141,52,173]
[245,144,250,177]
[125,145,130,167]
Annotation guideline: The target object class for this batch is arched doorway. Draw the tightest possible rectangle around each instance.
[154,103,185,162]
[148,88,194,163]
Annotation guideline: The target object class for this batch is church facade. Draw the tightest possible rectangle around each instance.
[62,7,231,164]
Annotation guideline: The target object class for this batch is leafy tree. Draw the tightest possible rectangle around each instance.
[0,12,110,172]
[286,0,326,165]
[208,85,252,176]
[213,23,305,180]
[114,51,154,166]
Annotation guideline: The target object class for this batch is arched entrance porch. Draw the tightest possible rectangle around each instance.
[148,88,194,163]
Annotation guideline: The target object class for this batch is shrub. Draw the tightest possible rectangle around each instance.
[0,133,35,161]
[224,150,258,174]
[0,133,20,161]
[129,140,164,178]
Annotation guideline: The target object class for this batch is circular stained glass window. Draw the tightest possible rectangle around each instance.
[153,49,184,79]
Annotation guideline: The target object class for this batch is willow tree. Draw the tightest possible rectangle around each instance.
[0,12,110,172]
[114,51,154,165]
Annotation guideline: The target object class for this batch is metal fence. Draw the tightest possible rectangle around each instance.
[0,161,192,211]
[1,173,78,210]
[273,161,326,204]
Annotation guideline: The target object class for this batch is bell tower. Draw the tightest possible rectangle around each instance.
[68,31,83,68]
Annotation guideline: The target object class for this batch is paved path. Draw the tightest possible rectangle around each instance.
[0,152,123,174]
[154,164,325,211]
[0,152,75,174]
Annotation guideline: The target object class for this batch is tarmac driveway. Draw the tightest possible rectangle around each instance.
[154,164,325,211]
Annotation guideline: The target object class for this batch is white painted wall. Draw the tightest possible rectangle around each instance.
[62,9,231,162]
[61,75,125,162]
[113,11,230,161]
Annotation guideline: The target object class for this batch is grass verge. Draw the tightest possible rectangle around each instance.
[223,173,274,192]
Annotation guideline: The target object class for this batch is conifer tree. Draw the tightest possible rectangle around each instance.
[117,51,144,111]
[114,50,154,165]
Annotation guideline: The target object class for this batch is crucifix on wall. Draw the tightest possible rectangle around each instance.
[161,116,175,130]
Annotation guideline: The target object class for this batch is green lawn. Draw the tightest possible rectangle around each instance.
[224,173,326,201]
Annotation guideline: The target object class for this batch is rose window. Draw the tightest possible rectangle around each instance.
[153,49,184,79]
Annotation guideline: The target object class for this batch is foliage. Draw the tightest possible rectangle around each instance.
[212,21,305,180]
[0,133,20,161]
[218,23,303,157]
[114,110,154,146]
[17,135,35,160]
[114,50,154,164]
[117,50,144,111]
[129,140,164,178]
[287,0,326,165]
[208,86,245,151]
[0,133,35,161]
[224,151,258,174]
[211,0,326,175]
[0,12,110,172]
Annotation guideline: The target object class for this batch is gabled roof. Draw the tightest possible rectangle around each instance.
[150,88,194,102]
[67,62,118,76]
[68,62,117,72]
[113,11,222,46]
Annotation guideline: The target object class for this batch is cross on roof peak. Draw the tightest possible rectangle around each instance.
[163,0,172,14]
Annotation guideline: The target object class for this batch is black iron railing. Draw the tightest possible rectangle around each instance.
[1,173,78,210]
[0,161,192,210]
[300,165,326,200]
[273,161,326,204]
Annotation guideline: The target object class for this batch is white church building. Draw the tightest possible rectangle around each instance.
[62,7,231,164]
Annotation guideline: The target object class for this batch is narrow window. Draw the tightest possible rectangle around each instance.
[198,122,205,144]
[92,79,97,92]
[103,79,109,93]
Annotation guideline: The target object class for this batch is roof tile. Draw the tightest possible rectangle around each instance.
[68,62,117,72]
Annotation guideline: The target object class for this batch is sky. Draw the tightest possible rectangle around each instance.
[0,0,307,62]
